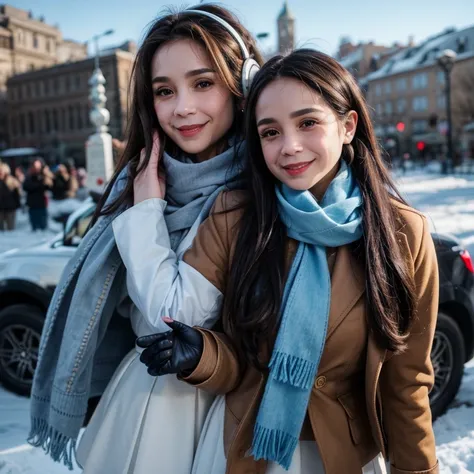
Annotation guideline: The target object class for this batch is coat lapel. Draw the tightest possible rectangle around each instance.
[326,245,365,340]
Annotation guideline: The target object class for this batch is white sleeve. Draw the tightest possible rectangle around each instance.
[112,198,223,333]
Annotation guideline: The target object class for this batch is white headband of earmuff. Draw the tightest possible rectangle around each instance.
[184,8,260,97]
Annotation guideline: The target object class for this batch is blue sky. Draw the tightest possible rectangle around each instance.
[10,0,474,56]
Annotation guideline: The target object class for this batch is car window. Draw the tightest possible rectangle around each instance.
[64,205,95,246]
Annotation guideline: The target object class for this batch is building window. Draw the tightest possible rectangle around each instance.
[61,109,67,131]
[413,96,428,111]
[397,98,406,113]
[35,82,41,97]
[375,84,382,97]
[11,116,18,136]
[19,114,26,135]
[412,119,428,133]
[385,101,393,115]
[376,103,383,115]
[65,76,71,92]
[46,38,51,52]
[44,80,50,96]
[76,105,83,129]
[412,73,428,90]
[45,110,52,133]
[36,110,43,133]
[384,82,391,94]
[28,112,35,134]
[396,78,407,92]
[437,70,445,85]
[52,109,59,132]
[75,75,81,90]
[69,105,75,129]
[437,94,446,109]
[33,33,39,49]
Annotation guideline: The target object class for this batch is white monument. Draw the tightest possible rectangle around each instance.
[85,66,114,190]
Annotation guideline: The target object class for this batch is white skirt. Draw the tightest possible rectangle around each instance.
[192,396,388,474]
[76,348,215,474]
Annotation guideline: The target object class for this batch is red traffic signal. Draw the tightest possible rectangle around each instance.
[416,141,426,151]
[396,122,405,132]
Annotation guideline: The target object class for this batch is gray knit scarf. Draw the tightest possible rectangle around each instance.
[28,140,246,469]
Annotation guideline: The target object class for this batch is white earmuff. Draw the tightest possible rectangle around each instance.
[185,9,260,98]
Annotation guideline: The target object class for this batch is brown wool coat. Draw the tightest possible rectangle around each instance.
[181,191,439,474]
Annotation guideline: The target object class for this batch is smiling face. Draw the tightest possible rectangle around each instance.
[256,77,357,197]
[151,38,235,162]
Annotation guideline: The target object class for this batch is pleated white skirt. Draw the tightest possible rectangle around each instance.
[192,396,388,474]
[76,348,215,474]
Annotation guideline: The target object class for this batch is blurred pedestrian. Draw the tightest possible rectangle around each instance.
[0,163,21,231]
[75,167,89,201]
[52,164,78,200]
[23,158,53,231]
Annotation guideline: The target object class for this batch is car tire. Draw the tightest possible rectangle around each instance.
[429,312,465,419]
[0,304,45,396]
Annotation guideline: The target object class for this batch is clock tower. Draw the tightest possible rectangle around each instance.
[277,1,295,54]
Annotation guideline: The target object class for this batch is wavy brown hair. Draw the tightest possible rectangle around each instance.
[224,49,416,368]
[91,4,263,223]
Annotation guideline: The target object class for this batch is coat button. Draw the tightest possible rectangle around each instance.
[315,376,326,389]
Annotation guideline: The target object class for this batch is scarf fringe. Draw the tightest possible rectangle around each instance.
[28,418,77,470]
[269,351,317,390]
[252,424,298,470]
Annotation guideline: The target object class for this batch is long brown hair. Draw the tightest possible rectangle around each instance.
[225,49,416,368]
[91,4,263,223]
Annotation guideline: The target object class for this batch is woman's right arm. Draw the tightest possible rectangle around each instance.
[180,328,243,395]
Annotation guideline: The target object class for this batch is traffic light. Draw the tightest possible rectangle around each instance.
[396,122,405,132]
[416,141,426,151]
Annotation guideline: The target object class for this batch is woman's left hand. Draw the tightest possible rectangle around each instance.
[136,317,204,377]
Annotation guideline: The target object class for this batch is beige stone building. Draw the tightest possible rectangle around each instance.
[365,25,474,160]
[0,4,87,148]
[336,39,408,83]
[6,49,134,167]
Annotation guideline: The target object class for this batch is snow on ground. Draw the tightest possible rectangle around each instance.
[0,199,83,256]
[0,171,474,473]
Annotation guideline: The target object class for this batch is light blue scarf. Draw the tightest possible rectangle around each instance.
[251,161,363,469]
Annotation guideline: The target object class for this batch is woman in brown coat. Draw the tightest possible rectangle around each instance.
[136,49,439,474]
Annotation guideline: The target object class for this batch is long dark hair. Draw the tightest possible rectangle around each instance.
[225,49,416,368]
[91,4,263,224]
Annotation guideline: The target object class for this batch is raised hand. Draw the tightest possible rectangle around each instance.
[136,317,204,377]
[133,131,166,204]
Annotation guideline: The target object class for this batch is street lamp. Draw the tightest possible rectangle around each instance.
[437,49,457,173]
[256,32,270,57]
[90,29,114,70]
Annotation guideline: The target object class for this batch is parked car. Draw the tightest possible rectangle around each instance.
[0,204,473,419]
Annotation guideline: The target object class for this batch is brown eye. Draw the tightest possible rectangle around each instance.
[260,129,279,139]
[196,80,213,89]
[301,119,317,128]
[154,88,173,97]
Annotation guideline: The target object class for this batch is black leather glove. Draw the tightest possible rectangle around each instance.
[136,318,204,377]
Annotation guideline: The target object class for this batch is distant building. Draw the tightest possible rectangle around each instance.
[6,49,134,167]
[364,25,474,159]
[277,1,295,54]
[336,38,406,83]
[0,4,87,149]
[56,38,88,63]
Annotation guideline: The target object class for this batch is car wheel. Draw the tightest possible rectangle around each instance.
[429,312,465,419]
[0,304,45,396]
